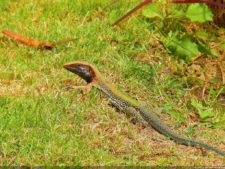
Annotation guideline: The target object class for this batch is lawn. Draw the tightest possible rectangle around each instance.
[0,0,225,166]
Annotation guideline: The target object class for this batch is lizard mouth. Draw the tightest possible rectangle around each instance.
[64,62,95,83]
[63,63,79,74]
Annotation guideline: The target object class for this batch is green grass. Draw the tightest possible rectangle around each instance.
[0,0,225,166]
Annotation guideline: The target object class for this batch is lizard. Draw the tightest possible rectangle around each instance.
[1,30,78,50]
[63,61,225,157]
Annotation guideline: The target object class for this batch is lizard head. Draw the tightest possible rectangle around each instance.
[64,61,96,83]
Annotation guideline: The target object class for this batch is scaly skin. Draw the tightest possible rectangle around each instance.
[64,61,225,157]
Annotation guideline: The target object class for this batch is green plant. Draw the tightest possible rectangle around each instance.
[142,2,214,62]
[191,98,215,119]
[112,0,225,62]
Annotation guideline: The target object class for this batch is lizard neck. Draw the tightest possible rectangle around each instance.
[94,74,139,109]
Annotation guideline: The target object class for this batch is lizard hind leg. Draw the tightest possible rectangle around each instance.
[124,107,148,128]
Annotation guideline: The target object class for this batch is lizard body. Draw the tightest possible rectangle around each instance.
[64,61,225,156]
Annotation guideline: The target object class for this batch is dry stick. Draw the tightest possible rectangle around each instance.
[112,0,152,26]
[2,30,42,48]
[2,30,78,50]
[202,86,206,98]
[79,12,90,27]
[51,38,79,46]
[192,54,202,62]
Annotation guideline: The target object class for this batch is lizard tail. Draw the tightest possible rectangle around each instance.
[171,135,225,156]
[138,108,225,156]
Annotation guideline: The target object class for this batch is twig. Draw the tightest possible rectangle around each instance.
[112,0,152,26]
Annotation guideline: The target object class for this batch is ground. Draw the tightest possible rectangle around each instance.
[0,0,225,166]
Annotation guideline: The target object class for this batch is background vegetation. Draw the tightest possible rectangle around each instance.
[0,0,224,166]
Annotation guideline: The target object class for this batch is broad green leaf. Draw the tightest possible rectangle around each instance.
[175,37,201,60]
[142,3,162,19]
[198,109,215,119]
[191,99,215,119]
[164,34,201,61]
[185,4,213,22]
[172,9,185,19]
